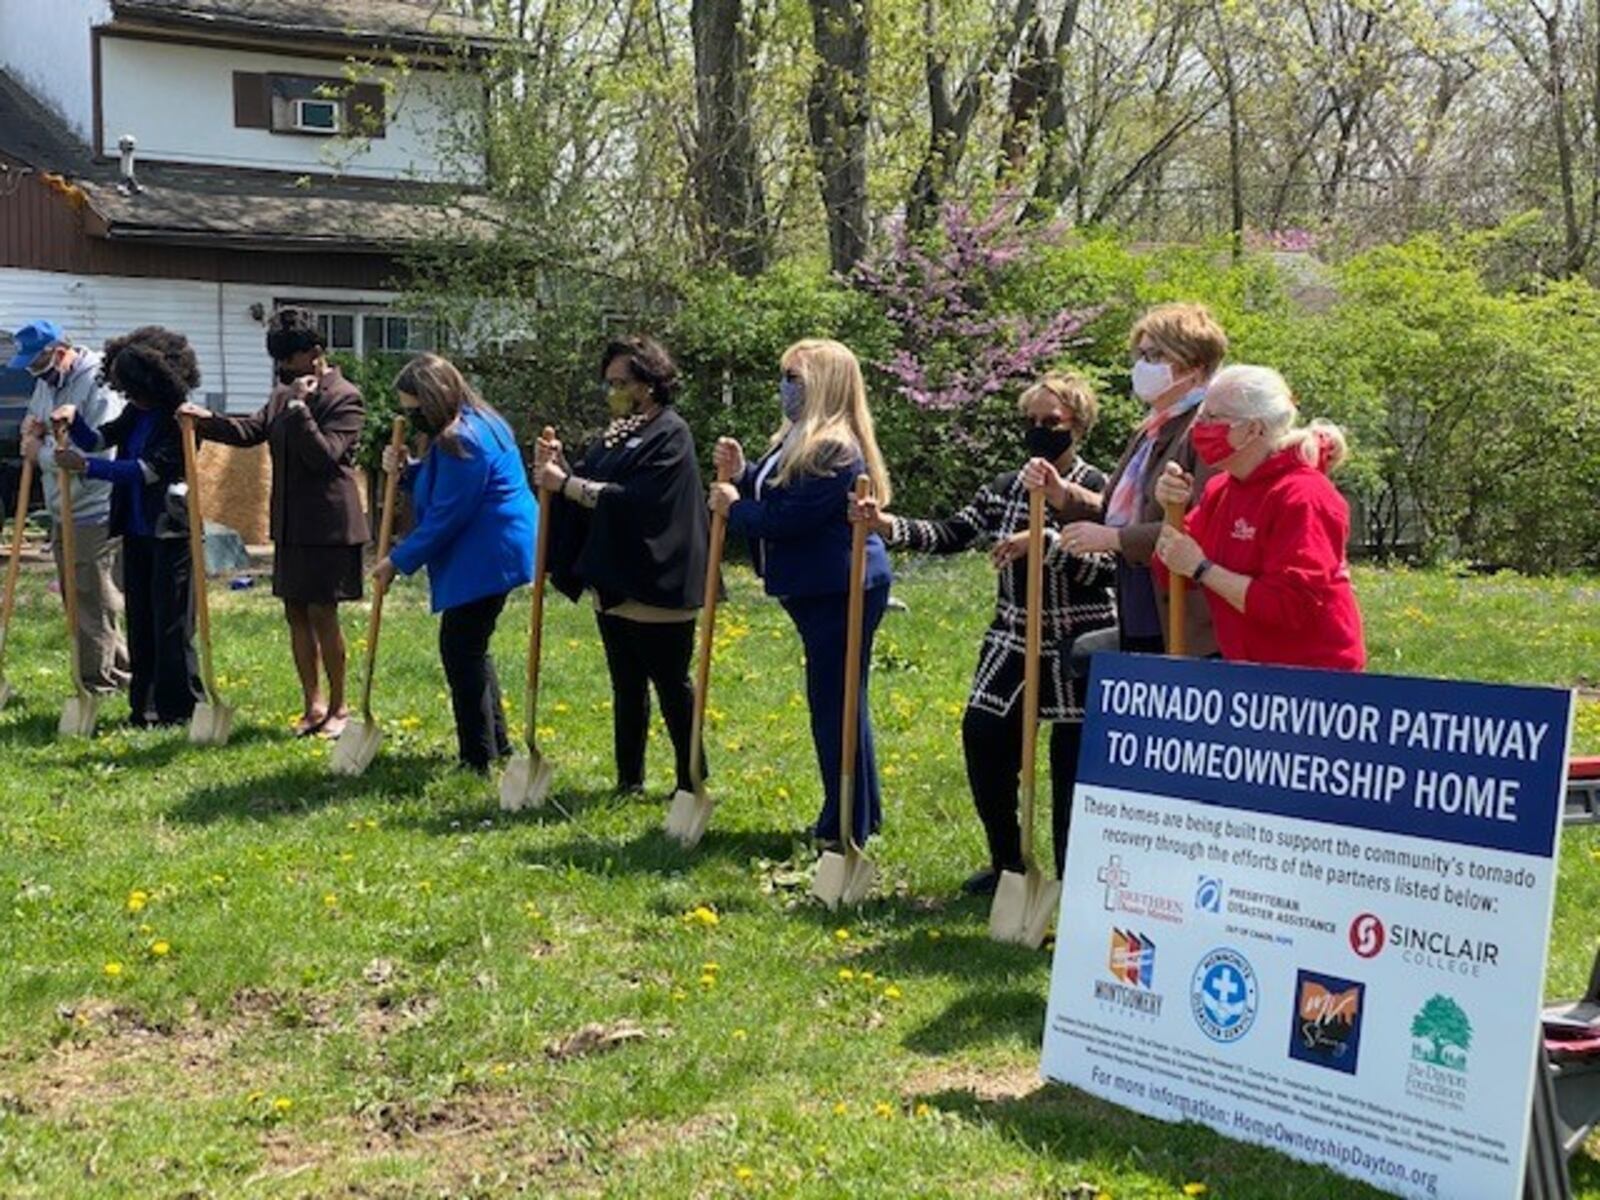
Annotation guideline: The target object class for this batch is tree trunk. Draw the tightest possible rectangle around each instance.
[807,0,871,274]
[691,0,769,275]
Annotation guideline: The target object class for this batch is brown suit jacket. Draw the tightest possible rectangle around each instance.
[198,366,370,547]
[1067,402,1219,657]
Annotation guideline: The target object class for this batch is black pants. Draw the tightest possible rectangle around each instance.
[439,591,512,771]
[962,703,1085,879]
[596,612,699,793]
[122,533,203,726]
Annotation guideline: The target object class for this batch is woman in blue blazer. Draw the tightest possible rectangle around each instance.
[376,354,536,771]
[709,338,892,849]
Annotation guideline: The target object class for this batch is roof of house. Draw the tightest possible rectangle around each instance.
[109,0,501,54]
[0,68,499,251]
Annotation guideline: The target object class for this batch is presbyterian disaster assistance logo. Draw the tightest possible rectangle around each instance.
[1287,969,1365,1074]
[1195,875,1222,914]
[1191,947,1259,1043]
[1094,928,1162,1017]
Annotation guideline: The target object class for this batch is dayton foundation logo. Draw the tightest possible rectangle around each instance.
[1405,994,1472,1111]
[1094,929,1163,1018]
[1287,969,1365,1075]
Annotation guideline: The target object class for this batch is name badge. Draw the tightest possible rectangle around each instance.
[625,437,643,448]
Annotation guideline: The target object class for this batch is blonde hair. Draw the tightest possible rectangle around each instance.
[1128,303,1229,376]
[1019,372,1099,437]
[770,339,892,505]
[1204,365,1348,471]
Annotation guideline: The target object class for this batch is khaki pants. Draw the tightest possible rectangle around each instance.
[51,521,132,694]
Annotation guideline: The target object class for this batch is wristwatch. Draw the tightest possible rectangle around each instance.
[1193,557,1213,583]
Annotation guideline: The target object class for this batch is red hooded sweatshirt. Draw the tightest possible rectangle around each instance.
[1155,443,1366,671]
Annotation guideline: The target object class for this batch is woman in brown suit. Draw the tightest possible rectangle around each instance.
[178,307,369,736]
[1023,302,1226,656]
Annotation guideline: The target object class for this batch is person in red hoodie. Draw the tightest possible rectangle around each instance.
[1151,365,1365,671]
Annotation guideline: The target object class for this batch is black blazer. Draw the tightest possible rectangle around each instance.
[548,407,712,610]
[93,404,187,539]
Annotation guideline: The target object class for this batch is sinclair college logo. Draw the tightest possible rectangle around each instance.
[1347,912,1499,977]
[1094,928,1162,1017]
[1287,969,1365,1075]
[1190,947,1259,1043]
[1405,994,1472,1110]
[1349,913,1385,959]
[1096,855,1185,926]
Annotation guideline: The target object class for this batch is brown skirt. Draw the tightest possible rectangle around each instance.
[272,542,364,605]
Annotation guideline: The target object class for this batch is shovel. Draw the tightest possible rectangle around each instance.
[330,416,407,776]
[812,475,879,910]
[989,485,1060,948]
[500,426,558,811]
[179,417,233,744]
[664,459,731,847]
[53,423,97,737]
[1162,497,1187,657]
[0,455,35,710]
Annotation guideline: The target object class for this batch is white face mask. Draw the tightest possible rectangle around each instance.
[1131,358,1175,403]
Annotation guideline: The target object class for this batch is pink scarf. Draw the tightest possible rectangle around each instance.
[1104,389,1204,527]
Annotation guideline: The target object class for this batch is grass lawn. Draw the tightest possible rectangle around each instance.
[0,554,1596,1198]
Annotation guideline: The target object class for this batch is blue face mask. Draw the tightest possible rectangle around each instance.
[779,376,805,420]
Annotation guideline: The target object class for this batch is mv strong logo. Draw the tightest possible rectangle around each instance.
[1191,948,1259,1043]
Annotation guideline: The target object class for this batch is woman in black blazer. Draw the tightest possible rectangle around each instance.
[536,336,711,797]
[709,338,893,850]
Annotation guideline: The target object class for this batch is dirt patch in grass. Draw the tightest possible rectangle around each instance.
[902,1059,1044,1103]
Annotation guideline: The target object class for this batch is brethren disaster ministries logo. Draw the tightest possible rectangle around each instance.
[1095,929,1162,1018]
[1096,855,1185,926]
[1191,948,1259,1043]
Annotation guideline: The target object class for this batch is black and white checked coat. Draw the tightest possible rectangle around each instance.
[887,461,1116,721]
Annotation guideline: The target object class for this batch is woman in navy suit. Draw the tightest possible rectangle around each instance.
[708,338,892,850]
[376,354,537,772]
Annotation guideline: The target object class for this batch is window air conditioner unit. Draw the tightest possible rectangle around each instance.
[290,98,341,134]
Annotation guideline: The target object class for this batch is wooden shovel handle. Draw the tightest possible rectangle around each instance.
[0,455,35,671]
[361,417,408,721]
[838,475,872,852]
[179,416,220,704]
[685,457,733,789]
[51,421,87,700]
[1019,486,1045,867]
[1162,498,1187,657]
[524,426,557,752]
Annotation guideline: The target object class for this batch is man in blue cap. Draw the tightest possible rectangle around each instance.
[14,320,130,693]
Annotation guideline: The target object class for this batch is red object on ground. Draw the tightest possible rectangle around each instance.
[1568,757,1600,780]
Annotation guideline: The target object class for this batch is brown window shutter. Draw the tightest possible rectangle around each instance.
[233,72,270,128]
[347,83,387,139]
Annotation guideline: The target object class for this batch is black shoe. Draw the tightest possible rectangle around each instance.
[615,782,645,798]
[961,868,1001,897]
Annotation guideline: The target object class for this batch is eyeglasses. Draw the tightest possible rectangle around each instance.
[1132,345,1169,365]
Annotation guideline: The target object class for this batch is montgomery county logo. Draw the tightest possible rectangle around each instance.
[1095,855,1185,926]
[1347,913,1499,976]
[1287,969,1365,1075]
[1196,875,1222,914]
[1191,947,1259,1043]
[1405,994,1472,1111]
[1231,517,1257,541]
[1094,928,1163,1018]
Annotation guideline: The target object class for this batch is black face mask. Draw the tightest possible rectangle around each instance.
[1025,424,1075,461]
[404,407,438,436]
[277,364,310,387]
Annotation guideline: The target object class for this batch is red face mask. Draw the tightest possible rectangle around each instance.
[1189,419,1239,466]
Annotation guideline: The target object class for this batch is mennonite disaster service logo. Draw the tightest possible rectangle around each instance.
[1191,947,1259,1043]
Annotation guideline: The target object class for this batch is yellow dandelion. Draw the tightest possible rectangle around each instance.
[125,890,148,914]
[834,928,850,942]
[272,1097,294,1114]
[734,1166,754,1182]
[1183,1185,1207,1197]
[102,961,123,978]
[363,818,378,830]
[732,1028,747,1041]
[702,962,720,974]
[671,988,687,1001]
[683,906,720,927]
[874,1101,894,1118]
[915,1102,931,1118]
[209,873,226,885]
[837,968,855,982]
[832,1101,848,1116]
[337,852,355,863]
[699,973,717,987]
[491,1063,509,1077]
[149,940,170,957]
[418,880,433,894]
[323,893,338,908]
[860,971,875,983]
[883,984,902,1001]
[245,1090,264,1103]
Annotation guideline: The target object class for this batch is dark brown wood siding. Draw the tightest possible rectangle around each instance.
[0,168,405,289]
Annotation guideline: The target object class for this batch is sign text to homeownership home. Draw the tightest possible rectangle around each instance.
[1041,654,1573,1200]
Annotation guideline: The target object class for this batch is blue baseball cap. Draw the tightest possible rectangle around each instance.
[7,319,65,371]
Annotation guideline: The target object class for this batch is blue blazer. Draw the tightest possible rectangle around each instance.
[726,450,891,599]
[391,408,536,613]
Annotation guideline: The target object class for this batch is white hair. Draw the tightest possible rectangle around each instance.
[1204,364,1347,471]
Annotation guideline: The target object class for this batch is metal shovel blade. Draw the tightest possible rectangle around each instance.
[988,868,1031,944]
[499,750,553,811]
[329,717,383,776]
[811,846,877,909]
[188,700,234,746]
[1019,874,1063,950]
[664,786,714,848]
[58,692,99,738]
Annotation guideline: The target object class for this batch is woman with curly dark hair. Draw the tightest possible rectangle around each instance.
[534,335,711,797]
[54,326,204,726]
[178,307,368,738]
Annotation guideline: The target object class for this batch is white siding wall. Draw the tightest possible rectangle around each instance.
[99,37,484,183]
[0,0,109,141]
[0,268,397,412]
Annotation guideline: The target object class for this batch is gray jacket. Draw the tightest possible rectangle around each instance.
[26,349,124,526]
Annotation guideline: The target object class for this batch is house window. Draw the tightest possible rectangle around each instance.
[234,74,387,139]
[283,305,435,359]
[291,98,342,135]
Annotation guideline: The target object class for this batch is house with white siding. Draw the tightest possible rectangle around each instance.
[0,0,498,452]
